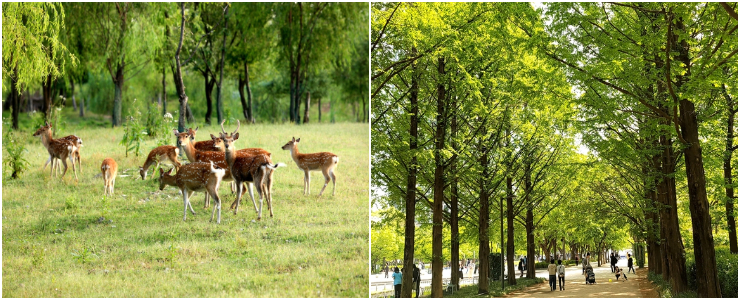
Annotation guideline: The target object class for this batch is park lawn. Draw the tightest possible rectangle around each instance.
[432,278,545,298]
[2,119,369,297]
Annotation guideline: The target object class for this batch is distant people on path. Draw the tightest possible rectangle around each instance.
[392,267,402,298]
[548,259,557,291]
[627,253,635,274]
[574,256,579,267]
[385,263,390,278]
[518,258,525,278]
[557,259,565,291]
[611,253,618,273]
[412,264,421,298]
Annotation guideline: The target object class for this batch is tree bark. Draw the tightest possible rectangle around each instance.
[450,100,459,289]
[70,77,77,110]
[204,68,215,125]
[431,57,446,298]
[303,91,310,124]
[400,50,418,298]
[162,66,167,116]
[42,73,53,123]
[10,67,21,130]
[174,3,190,133]
[478,145,490,294]
[245,62,253,122]
[215,5,229,125]
[318,97,322,122]
[506,174,516,285]
[525,157,536,279]
[722,84,738,253]
[111,63,124,127]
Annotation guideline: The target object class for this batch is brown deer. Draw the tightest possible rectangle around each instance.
[187,126,222,152]
[220,120,285,220]
[159,161,226,223]
[139,145,182,180]
[32,123,78,180]
[281,137,338,197]
[34,123,82,174]
[101,158,118,196]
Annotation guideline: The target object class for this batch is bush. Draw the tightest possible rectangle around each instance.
[685,246,737,298]
[3,131,30,179]
[489,253,502,281]
[535,262,549,269]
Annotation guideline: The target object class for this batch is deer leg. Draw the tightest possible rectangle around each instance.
[304,170,310,195]
[60,156,69,179]
[317,170,330,197]
[203,192,210,209]
[331,170,337,196]
[267,170,274,217]
[43,155,52,171]
[187,191,196,215]
[182,190,189,221]
[247,182,258,213]
[77,150,82,173]
[70,154,78,181]
[233,181,242,215]
[256,175,264,221]
[111,177,115,195]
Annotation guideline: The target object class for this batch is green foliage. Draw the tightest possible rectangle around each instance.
[70,246,97,264]
[3,131,30,179]
[489,253,502,281]
[120,109,145,157]
[686,247,737,298]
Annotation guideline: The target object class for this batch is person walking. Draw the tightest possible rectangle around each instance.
[627,253,635,274]
[557,259,565,291]
[611,253,618,273]
[392,267,402,298]
[548,259,557,291]
[518,257,525,278]
[412,264,421,298]
[385,263,390,278]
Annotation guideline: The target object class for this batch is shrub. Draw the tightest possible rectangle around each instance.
[3,131,30,179]
[489,253,502,280]
[685,247,737,298]
[120,108,145,157]
[535,262,549,269]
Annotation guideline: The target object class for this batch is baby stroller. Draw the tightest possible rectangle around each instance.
[585,265,595,284]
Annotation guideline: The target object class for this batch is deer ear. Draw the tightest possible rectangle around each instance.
[292,137,295,142]
[194,126,199,132]
[210,134,217,140]
[173,129,180,137]
[296,138,300,143]
[234,132,239,140]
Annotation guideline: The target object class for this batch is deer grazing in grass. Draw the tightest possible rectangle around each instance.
[32,123,78,180]
[34,123,82,174]
[138,145,182,180]
[220,120,285,220]
[101,158,118,196]
[159,161,226,223]
[281,137,338,197]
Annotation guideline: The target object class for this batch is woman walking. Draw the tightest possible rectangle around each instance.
[392,267,402,298]
[557,260,565,291]
[627,253,635,274]
[518,257,525,278]
[547,259,557,291]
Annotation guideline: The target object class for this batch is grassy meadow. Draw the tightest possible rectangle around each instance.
[1,111,369,297]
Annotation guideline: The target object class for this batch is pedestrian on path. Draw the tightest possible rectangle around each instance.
[627,253,635,274]
[392,267,402,298]
[611,253,618,273]
[385,263,390,278]
[519,258,525,278]
[413,264,421,298]
[548,259,557,291]
[557,259,565,291]
[582,253,591,275]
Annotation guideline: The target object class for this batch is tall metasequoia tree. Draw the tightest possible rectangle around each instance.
[400,47,419,299]
[431,56,446,298]
[721,84,738,253]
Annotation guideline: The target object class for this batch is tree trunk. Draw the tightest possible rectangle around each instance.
[43,73,53,123]
[111,64,124,127]
[245,62,253,122]
[174,3,190,133]
[162,66,167,116]
[70,77,77,110]
[238,74,248,121]
[303,91,310,124]
[318,97,322,122]
[722,84,738,253]
[506,174,516,285]
[205,69,215,125]
[431,57,446,297]
[400,50,419,298]
[478,146,490,294]
[450,102,460,289]
[215,6,228,125]
[10,68,20,130]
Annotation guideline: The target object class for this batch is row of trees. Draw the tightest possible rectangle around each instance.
[371,2,737,298]
[3,2,369,130]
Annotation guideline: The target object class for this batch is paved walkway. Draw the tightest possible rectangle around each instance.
[505,260,658,298]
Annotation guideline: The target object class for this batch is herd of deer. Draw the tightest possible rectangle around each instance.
[32,120,339,224]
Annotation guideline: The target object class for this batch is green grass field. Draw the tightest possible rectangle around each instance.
[2,113,369,297]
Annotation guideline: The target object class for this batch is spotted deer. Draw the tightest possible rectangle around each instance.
[281,137,338,197]
[139,145,182,180]
[220,120,285,220]
[159,161,226,223]
[34,123,82,174]
[187,126,222,152]
[32,123,78,180]
[101,158,118,196]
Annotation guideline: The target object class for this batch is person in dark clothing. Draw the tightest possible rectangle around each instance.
[627,253,635,274]
[412,264,421,298]
[609,253,614,272]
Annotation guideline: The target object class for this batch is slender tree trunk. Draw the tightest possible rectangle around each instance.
[478,145,490,294]
[673,17,721,297]
[722,84,738,253]
[174,3,190,133]
[42,73,53,123]
[238,74,248,121]
[111,63,125,127]
[303,91,310,124]
[401,51,418,298]
[245,62,253,122]
[162,66,167,116]
[318,97,322,122]
[431,57,446,298]
[10,68,20,130]
[506,174,516,285]
[70,77,77,110]
[525,158,536,279]
[215,6,228,124]
[450,101,459,289]
[205,69,215,125]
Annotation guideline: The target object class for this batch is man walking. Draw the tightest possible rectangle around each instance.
[547,259,557,291]
[412,264,421,298]
[627,253,635,274]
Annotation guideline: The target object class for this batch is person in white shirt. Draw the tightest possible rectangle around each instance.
[557,260,566,291]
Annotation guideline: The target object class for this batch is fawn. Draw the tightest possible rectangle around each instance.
[34,123,82,174]
[187,126,222,152]
[159,161,226,223]
[139,145,182,180]
[219,120,285,220]
[101,158,118,196]
[32,123,78,180]
[281,137,338,197]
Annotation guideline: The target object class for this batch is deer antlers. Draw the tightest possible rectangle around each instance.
[220,119,240,136]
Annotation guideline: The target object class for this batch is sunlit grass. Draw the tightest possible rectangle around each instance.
[2,120,369,297]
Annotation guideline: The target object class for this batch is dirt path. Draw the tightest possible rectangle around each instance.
[504,260,658,298]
